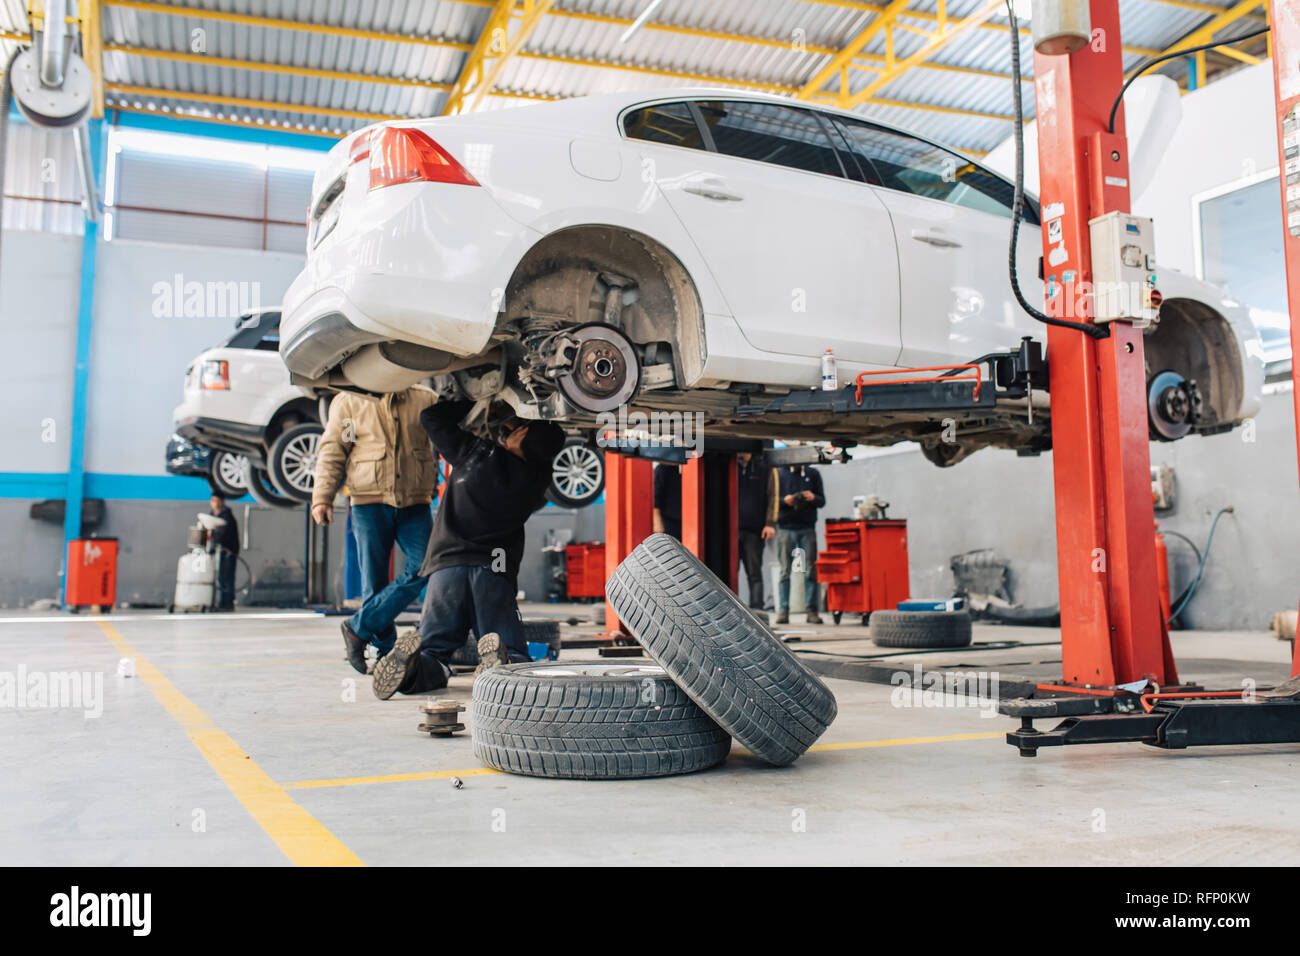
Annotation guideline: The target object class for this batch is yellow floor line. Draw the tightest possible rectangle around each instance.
[165,658,341,670]
[94,617,363,867]
[280,731,1003,790]
[808,731,1004,751]
[284,767,504,789]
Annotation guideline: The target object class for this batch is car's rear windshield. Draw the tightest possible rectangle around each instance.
[223,311,282,350]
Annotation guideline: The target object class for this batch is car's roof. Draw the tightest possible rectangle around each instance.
[427,86,986,161]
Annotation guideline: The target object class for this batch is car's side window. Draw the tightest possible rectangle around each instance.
[833,118,1037,224]
[623,102,708,151]
[694,101,846,178]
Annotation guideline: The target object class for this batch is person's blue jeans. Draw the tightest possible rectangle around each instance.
[403,564,527,694]
[215,548,237,609]
[776,526,819,613]
[349,502,433,655]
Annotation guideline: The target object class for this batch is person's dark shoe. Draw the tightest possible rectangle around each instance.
[473,632,509,681]
[372,628,422,700]
[806,611,823,625]
[340,619,368,675]
[773,611,789,625]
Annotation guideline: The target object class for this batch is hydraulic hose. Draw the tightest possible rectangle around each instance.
[1167,506,1234,624]
[1004,2,1109,339]
[1108,25,1271,134]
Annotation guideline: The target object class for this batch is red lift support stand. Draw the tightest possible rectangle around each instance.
[1004,0,1300,755]
[601,449,741,641]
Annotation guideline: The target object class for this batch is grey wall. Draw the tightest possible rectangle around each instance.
[814,388,1300,630]
[2,231,82,474]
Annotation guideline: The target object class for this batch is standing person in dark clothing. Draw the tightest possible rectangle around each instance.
[652,463,682,540]
[371,400,566,700]
[736,453,776,610]
[769,464,825,625]
[208,494,240,611]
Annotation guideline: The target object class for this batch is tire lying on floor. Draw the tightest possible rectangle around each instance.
[870,609,972,649]
[606,534,838,767]
[472,662,731,779]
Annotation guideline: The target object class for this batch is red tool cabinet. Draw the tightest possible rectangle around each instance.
[565,542,607,599]
[815,519,909,624]
[66,537,118,610]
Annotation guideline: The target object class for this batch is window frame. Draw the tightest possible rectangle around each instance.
[620,97,855,181]
[829,114,1040,225]
[617,96,1040,222]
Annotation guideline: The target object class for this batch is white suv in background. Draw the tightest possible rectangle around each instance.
[173,309,323,507]
[280,88,1263,466]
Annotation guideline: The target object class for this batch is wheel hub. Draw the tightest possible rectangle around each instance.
[1148,369,1199,441]
[556,324,640,414]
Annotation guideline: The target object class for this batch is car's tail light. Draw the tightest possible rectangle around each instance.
[368,127,479,190]
[199,360,230,390]
[348,130,372,166]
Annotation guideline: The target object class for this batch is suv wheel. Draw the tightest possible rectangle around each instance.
[545,437,605,508]
[246,465,298,509]
[267,423,323,503]
[207,451,249,498]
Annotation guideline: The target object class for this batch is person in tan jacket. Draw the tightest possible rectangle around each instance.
[311,386,439,673]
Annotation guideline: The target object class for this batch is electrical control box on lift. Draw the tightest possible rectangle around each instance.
[1089,211,1158,326]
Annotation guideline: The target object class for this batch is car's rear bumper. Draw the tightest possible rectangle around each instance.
[280,181,536,389]
[173,413,269,466]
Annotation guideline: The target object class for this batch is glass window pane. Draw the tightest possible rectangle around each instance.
[1199,177,1289,369]
[623,103,706,150]
[695,101,845,178]
[834,119,1033,222]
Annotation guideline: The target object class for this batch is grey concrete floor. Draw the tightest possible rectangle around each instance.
[2,606,1298,866]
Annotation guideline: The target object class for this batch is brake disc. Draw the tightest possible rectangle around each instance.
[556,323,641,414]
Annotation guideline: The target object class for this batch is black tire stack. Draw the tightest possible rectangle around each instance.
[470,534,838,779]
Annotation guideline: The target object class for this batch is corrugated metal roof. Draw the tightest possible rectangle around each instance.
[2,0,1268,151]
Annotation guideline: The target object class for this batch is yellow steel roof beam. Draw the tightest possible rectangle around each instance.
[102,43,453,90]
[80,0,105,118]
[799,0,914,105]
[1142,0,1266,65]
[844,0,1008,109]
[102,1,474,51]
[103,83,551,122]
[442,0,556,116]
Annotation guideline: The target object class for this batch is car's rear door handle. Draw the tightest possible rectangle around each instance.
[911,229,962,248]
[683,181,744,202]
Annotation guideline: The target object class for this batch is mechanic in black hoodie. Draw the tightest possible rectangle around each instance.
[371,399,566,700]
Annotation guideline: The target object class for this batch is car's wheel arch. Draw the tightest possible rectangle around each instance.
[500,223,709,389]
[264,397,321,447]
[1144,297,1245,432]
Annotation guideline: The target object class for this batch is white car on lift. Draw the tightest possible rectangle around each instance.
[173,308,323,507]
[280,88,1264,465]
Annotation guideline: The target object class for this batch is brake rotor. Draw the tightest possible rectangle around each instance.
[556,323,641,413]
[1148,369,1196,441]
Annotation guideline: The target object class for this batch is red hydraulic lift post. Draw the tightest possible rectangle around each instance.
[681,456,705,559]
[680,454,740,592]
[1034,0,1176,688]
[603,451,653,636]
[1269,2,1300,678]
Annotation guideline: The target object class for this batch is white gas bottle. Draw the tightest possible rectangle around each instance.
[172,548,215,613]
[821,349,838,391]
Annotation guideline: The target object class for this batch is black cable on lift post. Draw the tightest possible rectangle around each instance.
[1004,3,1109,340]
[1108,25,1272,134]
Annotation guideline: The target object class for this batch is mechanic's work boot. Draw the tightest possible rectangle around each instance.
[773,611,789,625]
[806,611,823,625]
[372,628,422,700]
[341,619,368,675]
[473,632,509,681]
